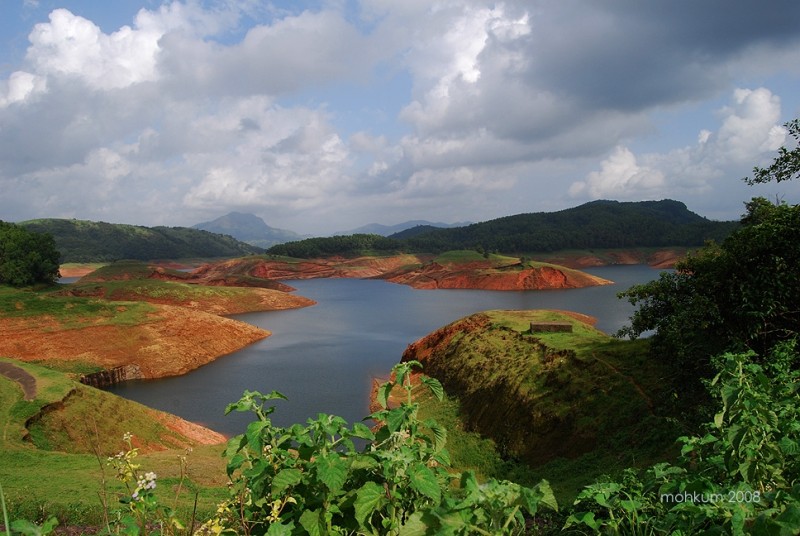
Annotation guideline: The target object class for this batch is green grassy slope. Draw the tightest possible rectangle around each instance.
[404,310,683,503]
[0,359,228,525]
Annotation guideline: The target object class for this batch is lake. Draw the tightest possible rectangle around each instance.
[107,265,664,436]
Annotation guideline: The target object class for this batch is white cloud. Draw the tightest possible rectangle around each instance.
[182,100,352,212]
[569,146,665,199]
[1,1,799,232]
[571,87,789,202]
[25,9,160,90]
[0,70,46,107]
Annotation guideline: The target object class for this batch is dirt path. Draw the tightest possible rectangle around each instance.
[0,361,36,400]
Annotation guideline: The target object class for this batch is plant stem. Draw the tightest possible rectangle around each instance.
[1,482,11,536]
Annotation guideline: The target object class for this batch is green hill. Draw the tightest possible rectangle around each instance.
[403,310,683,502]
[19,218,264,263]
[268,199,738,257]
[395,199,738,253]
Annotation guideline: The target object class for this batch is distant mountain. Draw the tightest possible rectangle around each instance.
[192,212,303,248]
[336,220,470,237]
[267,199,739,258]
[399,199,738,253]
[19,218,263,263]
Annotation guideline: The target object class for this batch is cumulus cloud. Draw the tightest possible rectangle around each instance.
[570,87,788,202]
[569,146,664,199]
[0,0,799,232]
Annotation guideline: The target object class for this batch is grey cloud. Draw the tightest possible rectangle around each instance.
[522,0,800,111]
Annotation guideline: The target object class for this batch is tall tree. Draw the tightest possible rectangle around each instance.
[0,221,61,286]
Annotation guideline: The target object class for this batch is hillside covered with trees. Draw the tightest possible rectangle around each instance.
[19,219,264,263]
[267,199,737,258]
[0,221,60,286]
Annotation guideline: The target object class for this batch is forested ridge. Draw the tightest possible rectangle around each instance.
[268,199,738,258]
[19,218,264,262]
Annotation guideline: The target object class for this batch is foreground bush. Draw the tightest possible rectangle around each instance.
[1,361,556,535]
[205,360,557,535]
[565,341,800,535]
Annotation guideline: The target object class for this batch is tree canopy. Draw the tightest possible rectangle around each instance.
[0,221,61,286]
[619,119,800,382]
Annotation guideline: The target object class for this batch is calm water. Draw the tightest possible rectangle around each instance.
[107,265,664,435]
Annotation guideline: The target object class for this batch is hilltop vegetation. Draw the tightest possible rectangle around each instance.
[0,221,60,286]
[267,199,737,258]
[402,311,680,500]
[19,218,263,263]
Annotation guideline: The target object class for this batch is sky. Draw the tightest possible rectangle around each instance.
[1,1,799,235]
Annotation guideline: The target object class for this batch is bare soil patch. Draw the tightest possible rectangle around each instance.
[0,304,269,379]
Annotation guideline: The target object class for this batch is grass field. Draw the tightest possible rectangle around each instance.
[0,286,157,328]
[0,359,229,526]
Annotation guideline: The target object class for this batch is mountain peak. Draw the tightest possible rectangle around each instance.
[193,212,303,248]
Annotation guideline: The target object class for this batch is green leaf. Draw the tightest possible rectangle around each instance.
[271,468,303,495]
[385,408,406,433]
[531,480,558,513]
[398,511,429,535]
[427,420,447,452]
[779,436,800,455]
[299,509,325,536]
[265,521,295,536]
[315,452,348,494]
[351,422,376,441]
[354,481,387,528]
[713,411,724,429]
[350,454,379,471]
[409,464,441,503]
[421,376,444,401]
[564,511,600,530]
[377,381,394,409]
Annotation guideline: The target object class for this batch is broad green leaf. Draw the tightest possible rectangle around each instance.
[779,436,800,455]
[271,468,303,495]
[564,511,599,530]
[531,480,558,514]
[423,419,447,452]
[377,381,394,409]
[265,520,295,536]
[351,422,376,441]
[354,481,387,527]
[420,376,444,401]
[316,452,348,493]
[299,509,325,536]
[409,464,441,503]
[385,408,406,433]
[398,512,429,536]
[350,454,379,471]
[774,504,800,530]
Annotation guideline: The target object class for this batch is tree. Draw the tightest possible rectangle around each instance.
[0,221,61,286]
[619,118,800,383]
[744,118,800,184]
